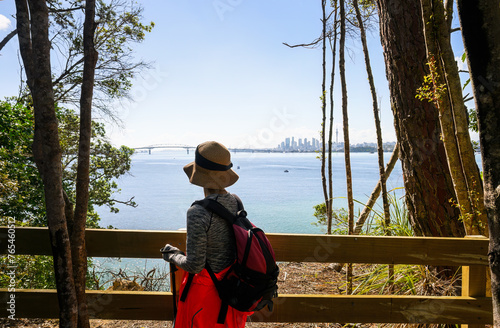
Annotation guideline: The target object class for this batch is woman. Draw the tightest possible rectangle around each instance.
[161,141,249,327]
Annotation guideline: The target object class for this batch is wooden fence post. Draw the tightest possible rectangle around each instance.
[461,235,489,328]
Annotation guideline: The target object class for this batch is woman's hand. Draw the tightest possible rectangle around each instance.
[160,244,184,262]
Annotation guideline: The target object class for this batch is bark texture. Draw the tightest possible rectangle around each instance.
[15,0,78,326]
[338,0,354,294]
[421,0,487,236]
[72,0,98,326]
[457,0,500,323]
[375,0,464,237]
[320,0,331,234]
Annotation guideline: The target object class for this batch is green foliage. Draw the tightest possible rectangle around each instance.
[416,56,447,105]
[313,203,358,235]
[44,0,155,113]
[0,254,99,290]
[468,108,478,133]
[364,191,413,237]
[450,178,486,234]
[313,189,412,236]
[0,100,45,223]
[56,108,136,227]
[461,52,471,91]
[0,100,135,227]
[315,192,458,298]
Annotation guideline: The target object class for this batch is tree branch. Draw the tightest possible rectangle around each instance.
[0,29,18,52]
[110,196,137,208]
[283,34,324,49]
[53,57,85,86]
[48,6,85,14]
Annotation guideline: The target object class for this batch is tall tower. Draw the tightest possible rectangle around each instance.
[336,128,339,144]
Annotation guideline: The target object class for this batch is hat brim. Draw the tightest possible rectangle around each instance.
[183,162,239,189]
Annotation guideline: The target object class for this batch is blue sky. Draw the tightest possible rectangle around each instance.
[0,1,473,149]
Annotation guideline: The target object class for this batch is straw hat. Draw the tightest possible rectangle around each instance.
[183,141,239,189]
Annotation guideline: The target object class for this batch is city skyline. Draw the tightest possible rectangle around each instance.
[275,136,397,152]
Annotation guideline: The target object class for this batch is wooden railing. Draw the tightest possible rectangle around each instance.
[0,227,492,325]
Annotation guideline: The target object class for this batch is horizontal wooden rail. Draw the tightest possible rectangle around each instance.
[0,289,492,324]
[0,227,491,324]
[0,227,489,265]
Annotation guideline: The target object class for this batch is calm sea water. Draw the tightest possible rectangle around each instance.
[94,150,484,280]
[97,150,405,234]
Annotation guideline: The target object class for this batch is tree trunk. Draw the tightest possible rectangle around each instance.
[320,0,332,234]
[375,0,464,237]
[15,0,78,326]
[457,0,500,323]
[72,1,98,327]
[328,5,338,237]
[339,0,354,294]
[421,0,488,237]
[352,0,390,233]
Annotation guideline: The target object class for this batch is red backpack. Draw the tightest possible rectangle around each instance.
[181,195,279,324]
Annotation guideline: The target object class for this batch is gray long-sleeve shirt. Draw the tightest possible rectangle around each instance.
[169,193,237,273]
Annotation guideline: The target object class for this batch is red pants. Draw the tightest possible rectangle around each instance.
[175,266,250,327]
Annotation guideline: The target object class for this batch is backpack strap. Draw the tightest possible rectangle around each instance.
[179,272,194,302]
[205,262,229,324]
[192,198,237,225]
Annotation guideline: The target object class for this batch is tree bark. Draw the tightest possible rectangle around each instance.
[328,5,338,237]
[457,0,500,323]
[421,0,488,237]
[72,0,98,327]
[320,0,331,234]
[15,0,78,326]
[339,0,354,294]
[375,0,464,237]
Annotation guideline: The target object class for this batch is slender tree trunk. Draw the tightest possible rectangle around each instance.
[352,0,390,232]
[328,5,338,237]
[457,0,500,323]
[15,0,78,326]
[320,0,332,234]
[72,1,98,327]
[354,143,400,234]
[338,0,353,294]
[333,144,399,274]
[375,0,464,237]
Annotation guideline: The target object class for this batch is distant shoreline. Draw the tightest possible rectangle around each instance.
[134,146,397,154]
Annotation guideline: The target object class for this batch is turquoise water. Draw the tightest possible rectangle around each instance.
[97,150,405,234]
[94,150,406,285]
[94,151,484,282]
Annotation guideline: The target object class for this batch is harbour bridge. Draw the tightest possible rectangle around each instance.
[133,144,195,154]
[134,144,278,154]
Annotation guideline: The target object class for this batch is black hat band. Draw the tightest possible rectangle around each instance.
[195,147,233,171]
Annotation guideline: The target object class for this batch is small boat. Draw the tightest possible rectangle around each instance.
[284,170,289,173]
[237,166,240,169]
